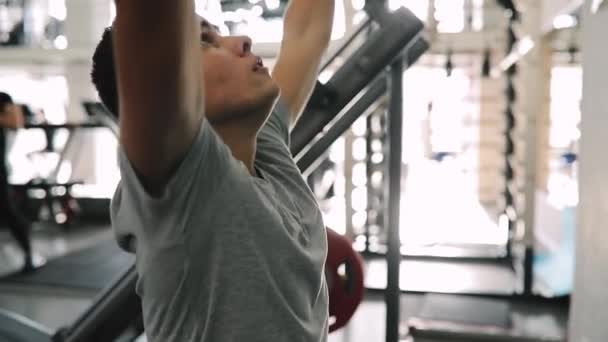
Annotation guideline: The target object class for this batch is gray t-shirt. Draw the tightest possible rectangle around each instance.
[110,102,329,341]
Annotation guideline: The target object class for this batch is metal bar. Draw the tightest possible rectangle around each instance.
[82,101,119,138]
[385,59,404,342]
[55,265,142,342]
[404,36,430,67]
[364,0,392,26]
[320,18,372,72]
[364,112,374,254]
[297,77,387,176]
[290,8,424,157]
[50,131,77,182]
[360,250,511,263]
[523,246,534,294]
[296,37,429,175]
[410,326,564,342]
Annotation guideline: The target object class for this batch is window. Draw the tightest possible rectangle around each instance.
[223,0,346,43]
[434,0,465,33]
[549,65,581,150]
[389,0,429,21]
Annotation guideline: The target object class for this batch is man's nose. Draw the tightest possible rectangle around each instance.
[231,35,252,57]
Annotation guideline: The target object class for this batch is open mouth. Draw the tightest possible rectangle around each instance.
[253,56,266,72]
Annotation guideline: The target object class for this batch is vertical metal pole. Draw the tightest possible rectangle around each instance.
[385,59,403,342]
[365,115,373,253]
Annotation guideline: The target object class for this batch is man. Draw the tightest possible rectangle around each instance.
[91,0,334,340]
[0,92,33,272]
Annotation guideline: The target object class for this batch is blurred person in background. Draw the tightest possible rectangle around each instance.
[0,91,34,272]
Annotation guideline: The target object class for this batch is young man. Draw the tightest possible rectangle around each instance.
[0,92,33,272]
[91,0,335,340]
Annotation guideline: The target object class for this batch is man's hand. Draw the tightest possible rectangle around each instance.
[272,0,335,128]
[0,104,24,129]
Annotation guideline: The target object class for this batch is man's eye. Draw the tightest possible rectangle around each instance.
[201,32,212,43]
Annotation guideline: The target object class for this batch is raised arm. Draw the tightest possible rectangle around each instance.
[272,0,335,128]
[113,0,204,193]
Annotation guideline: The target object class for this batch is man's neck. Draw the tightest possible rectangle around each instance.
[213,123,258,176]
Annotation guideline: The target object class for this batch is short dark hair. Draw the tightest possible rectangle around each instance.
[91,27,119,117]
[0,92,13,112]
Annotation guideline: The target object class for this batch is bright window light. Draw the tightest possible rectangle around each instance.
[323,201,346,234]
[517,36,535,54]
[390,0,429,22]
[251,5,264,16]
[352,137,367,161]
[265,0,280,10]
[109,2,116,25]
[472,0,484,31]
[331,0,346,40]
[408,0,430,21]
[371,171,383,187]
[0,74,68,123]
[319,70,334,84]
[329,137,345,163]
[351,187,367,211]
[352,0,365,11]
[435,0,465,33]
[371,152,383,164]
[553,14,577,30]
[549,66,582,149]
[196,0,225,28]
[388,0,405,11]
[353,11,367,25]
[352,211,367,229]
[351,117,367,136]
[235,0,344,43]
[53,35,68,49]
[49,0,66,21]
[234,18,284,43]
[352,163,367,187]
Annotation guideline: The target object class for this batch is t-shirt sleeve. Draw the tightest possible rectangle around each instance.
[112,119,237,247]
[259,98,292,148]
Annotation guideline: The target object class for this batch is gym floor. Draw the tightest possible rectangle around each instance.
[0,222,569,341]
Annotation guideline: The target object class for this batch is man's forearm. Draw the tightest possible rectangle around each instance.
[114,0,202,119]
[113,0,204,188]
[271,0,335,123]
[283,0,334,44]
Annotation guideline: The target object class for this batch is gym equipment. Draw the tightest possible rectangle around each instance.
[52,264,143,342]
[14,121,105,225]
[296,37,428,177]
[0,253,141,342]
[0,309,52,342]
[407,294,565,342]
[0,239,133,293]
[82,102,118,137]
[290,5,426,158]
[0,106,139,342]
[364,257,516,295]
[326,228,364,332]
[11,180,82,226]
[409,327,564,342]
